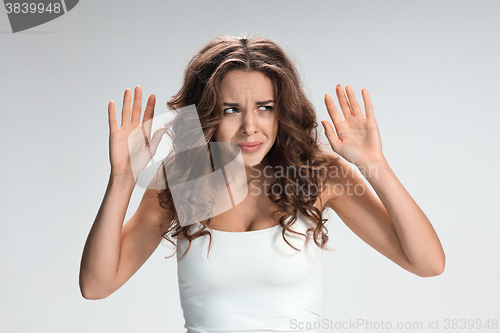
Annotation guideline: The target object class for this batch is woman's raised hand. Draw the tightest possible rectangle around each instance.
[321,85,384,167]
[108,86,167,181]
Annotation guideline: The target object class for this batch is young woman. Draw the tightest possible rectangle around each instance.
[79,35,445,332]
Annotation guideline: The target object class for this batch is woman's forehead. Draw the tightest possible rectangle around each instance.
[219,70,276,101]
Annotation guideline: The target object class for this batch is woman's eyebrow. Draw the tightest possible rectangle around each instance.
[256,100,275,105]
[222,100,275,106]
[222,102,239,107]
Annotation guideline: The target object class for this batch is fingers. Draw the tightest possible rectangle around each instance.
[108,101,118,133]
[131,86,143,124]
[334,84,370,118]
[361,87,375,119]
[143,94,156,138]
[119,86,154,128]
[321,119,340,153]
[345,85,364,117]
[121,88,132,127]
[324,93,343,126]
[323,94,342,153]
[336,84,353,118]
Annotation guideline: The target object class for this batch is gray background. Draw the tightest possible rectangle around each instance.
[1,0,499,332]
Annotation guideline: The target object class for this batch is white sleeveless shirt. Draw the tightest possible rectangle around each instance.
[176,214,323,333]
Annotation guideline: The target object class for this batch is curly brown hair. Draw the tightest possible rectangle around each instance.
[157,35,332,260]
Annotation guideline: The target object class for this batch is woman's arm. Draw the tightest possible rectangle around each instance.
[320,85,445,277]
[79,87,169,299]
[79,179,169,299]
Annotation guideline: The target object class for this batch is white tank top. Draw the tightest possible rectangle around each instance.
[176,214,323,333]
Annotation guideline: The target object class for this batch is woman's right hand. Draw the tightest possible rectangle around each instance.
[108,86,167,181]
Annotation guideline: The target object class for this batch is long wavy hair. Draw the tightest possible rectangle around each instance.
[157,35,332,260]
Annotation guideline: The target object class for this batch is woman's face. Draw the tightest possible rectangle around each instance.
[214,70,278,168]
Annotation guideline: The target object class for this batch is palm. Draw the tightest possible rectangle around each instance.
[321,85,383,167]
[108,86,166,180]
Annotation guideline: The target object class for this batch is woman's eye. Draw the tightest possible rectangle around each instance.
[258,105,273,111]
[223,107,238,114]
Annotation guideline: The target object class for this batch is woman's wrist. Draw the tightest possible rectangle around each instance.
[356,155,389,181]
[108,172,137,189]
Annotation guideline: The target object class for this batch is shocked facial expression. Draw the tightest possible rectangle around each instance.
[214,70,279,168]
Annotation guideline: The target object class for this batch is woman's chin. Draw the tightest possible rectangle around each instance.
[242,155,268,169]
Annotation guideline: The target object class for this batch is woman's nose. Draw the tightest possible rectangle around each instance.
[241,111,257,135]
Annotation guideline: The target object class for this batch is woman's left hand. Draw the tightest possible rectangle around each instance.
[321,84,384,167]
